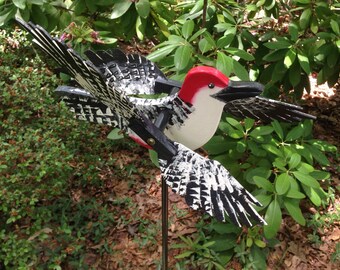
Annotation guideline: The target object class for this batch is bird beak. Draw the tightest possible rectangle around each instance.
[211,81,264,103]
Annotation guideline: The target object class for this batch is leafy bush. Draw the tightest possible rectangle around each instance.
[0,27,121,269]
[148,0,339,98]
[173,118,336,268]
[205,117,336,236]
[1,0,177,41]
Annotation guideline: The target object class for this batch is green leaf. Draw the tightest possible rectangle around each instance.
[272,61,287,82]
[205,136,227,155]
[135,16,146,40]
[236,141,246,153]
[151,11,171,36]
[147,45,177,62]
[284,49,296,69]
[174,45,192,71]
[254,239,266,248]
[182,20,195,40]
[263,49,288,62]
[304,144,330,166]
[310,16,318,34]
[202,31,216,48]
[264,198,282,239]
[288,153,301,169]
[188,0,204,14]
[210,236,237,251]
[297,162,314,174]
[285,125,304,141]
[175,251,194,259]
[246,237,253,247]
[256,0,266,7]
[241,30,258,48]
[295,0,311,4]
[310,170,330,180]
[188,28,206,42]
[229,130,244,139]
[226,117,243,131]
[246,168,272,184]
[233,60,249,80]
[284,198,306,225]
[226,48,255,61]
[264,40,292,50]
[262,144,283,157]
[30,0,45,4]
[214,22,232,32]
[265,0,276,10]
[330,19,340,35]
[217,35,235,49]
[85,0,97,12]
[289,22,299,41]
[301,185,321,206]
[149,150,159,167]
[300,8,312,29]
[13,0,25,9]
[167,35,187,44]
[273,157,287,171]
[110,0,132,19]
[286,188,306,199]
[253,176,274,192]
[293,171,320,188]
[275,173,291,195]
[0,6,17,26]
[289,60,301,87]
[31,5,48,28]
[297,53,311,74]
[136,0,150,18]
[210,222,241,235]
[244,118,255,131]
[255,194,273,209]
[250,126,273,137]
[271,120,284,140]
[216,52,233,76]
[199,38,213,54]
[107,128,124,140]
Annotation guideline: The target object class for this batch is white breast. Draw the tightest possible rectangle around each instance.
[164,87,225,150]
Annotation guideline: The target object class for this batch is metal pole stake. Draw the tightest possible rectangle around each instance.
[162,177,168,270]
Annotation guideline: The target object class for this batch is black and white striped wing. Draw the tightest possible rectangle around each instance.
[16,19,138,127]
[55,86,119,126]
[159,143,266,227]
[225,96,316,122]
[84,49,166,95]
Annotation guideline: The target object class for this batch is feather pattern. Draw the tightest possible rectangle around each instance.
[159,143,266,227]
[224,96,316,122]
[84,49,164,95]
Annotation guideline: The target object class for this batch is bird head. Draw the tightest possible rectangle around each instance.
[178,66,264,105]
[165,66,264,150]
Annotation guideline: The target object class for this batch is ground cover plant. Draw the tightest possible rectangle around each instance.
[1,0,339,269]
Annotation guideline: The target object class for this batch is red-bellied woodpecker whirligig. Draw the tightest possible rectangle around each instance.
[16,19,316,227]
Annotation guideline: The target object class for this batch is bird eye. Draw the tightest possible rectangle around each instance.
[208,83,215,89]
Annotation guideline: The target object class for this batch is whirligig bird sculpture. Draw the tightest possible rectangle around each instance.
[16,19,316,228]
